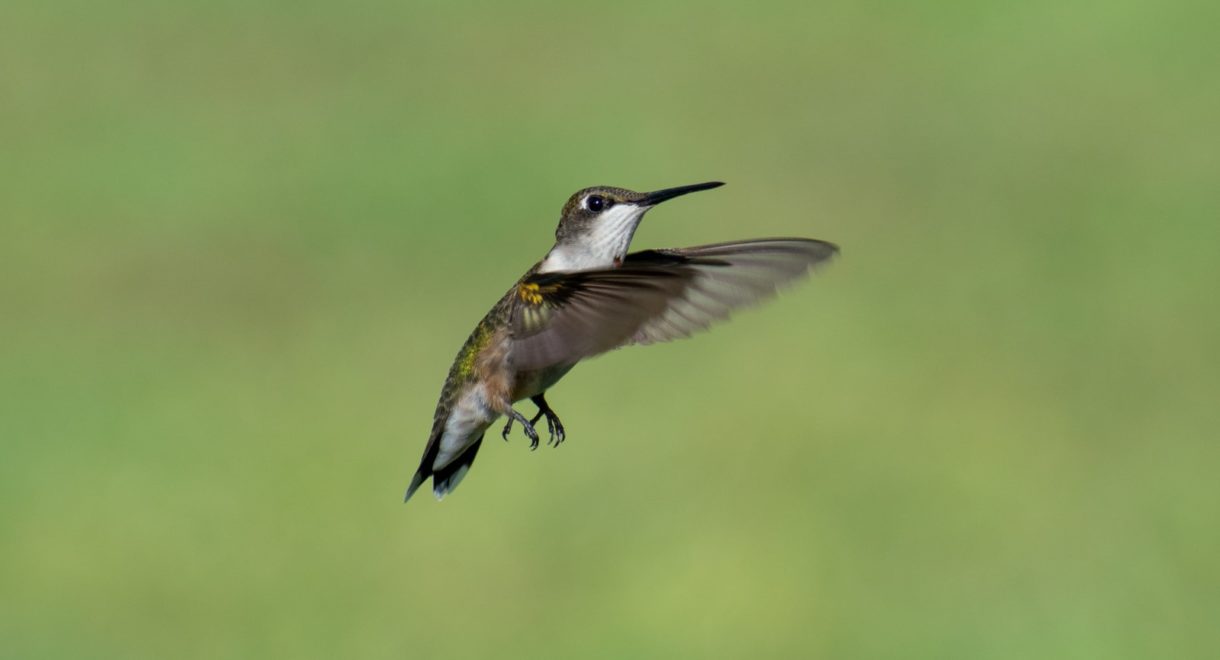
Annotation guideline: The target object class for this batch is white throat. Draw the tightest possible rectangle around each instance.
[538,204,646,273]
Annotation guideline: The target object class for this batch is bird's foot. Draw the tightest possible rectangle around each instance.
[530,394,567,447]
[502,407,541,450]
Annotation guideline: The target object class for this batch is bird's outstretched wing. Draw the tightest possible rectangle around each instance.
[508,238,838,371]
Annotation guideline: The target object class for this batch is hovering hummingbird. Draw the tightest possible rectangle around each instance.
[405,181,837,502]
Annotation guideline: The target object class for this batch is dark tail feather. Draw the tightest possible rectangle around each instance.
[403,432,486,503]
[404,427,439,503]
[404,468,429,503]
[430,434,484,500]
[404,416,446,503]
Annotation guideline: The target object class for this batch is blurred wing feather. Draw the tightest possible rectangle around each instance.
[508,238,837,371]
[628,238,838,345]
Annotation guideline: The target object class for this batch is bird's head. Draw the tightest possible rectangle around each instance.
[541,181,724,273]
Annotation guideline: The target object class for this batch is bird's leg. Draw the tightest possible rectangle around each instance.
[501,407,541,450]
[528,407,551,438]
[530,394,566,447]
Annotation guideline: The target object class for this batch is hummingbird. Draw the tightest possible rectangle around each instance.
[404,181,837,502]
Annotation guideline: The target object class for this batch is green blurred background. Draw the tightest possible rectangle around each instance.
[2,1,1217,658]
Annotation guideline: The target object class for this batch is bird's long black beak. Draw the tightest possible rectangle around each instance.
[638,181,724,207]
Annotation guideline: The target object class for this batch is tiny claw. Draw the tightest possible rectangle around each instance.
[527,394,566,448]
[506,407,540,450]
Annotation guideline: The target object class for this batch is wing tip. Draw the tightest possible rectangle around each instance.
[809,239,839,266]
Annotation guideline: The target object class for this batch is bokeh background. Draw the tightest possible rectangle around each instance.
[3,1,1217,658]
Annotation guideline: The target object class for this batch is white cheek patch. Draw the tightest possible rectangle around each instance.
[539,204,646,273]
[586,204,643,254]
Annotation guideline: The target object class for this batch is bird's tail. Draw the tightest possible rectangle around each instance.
[404,431,486,503]
[431,434,484,500]
[404,468,429,503]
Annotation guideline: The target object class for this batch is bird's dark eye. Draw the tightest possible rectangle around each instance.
[585,195,607,212]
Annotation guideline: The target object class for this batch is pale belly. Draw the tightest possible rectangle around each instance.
[433,363,576,470]
[433,383,497,469]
